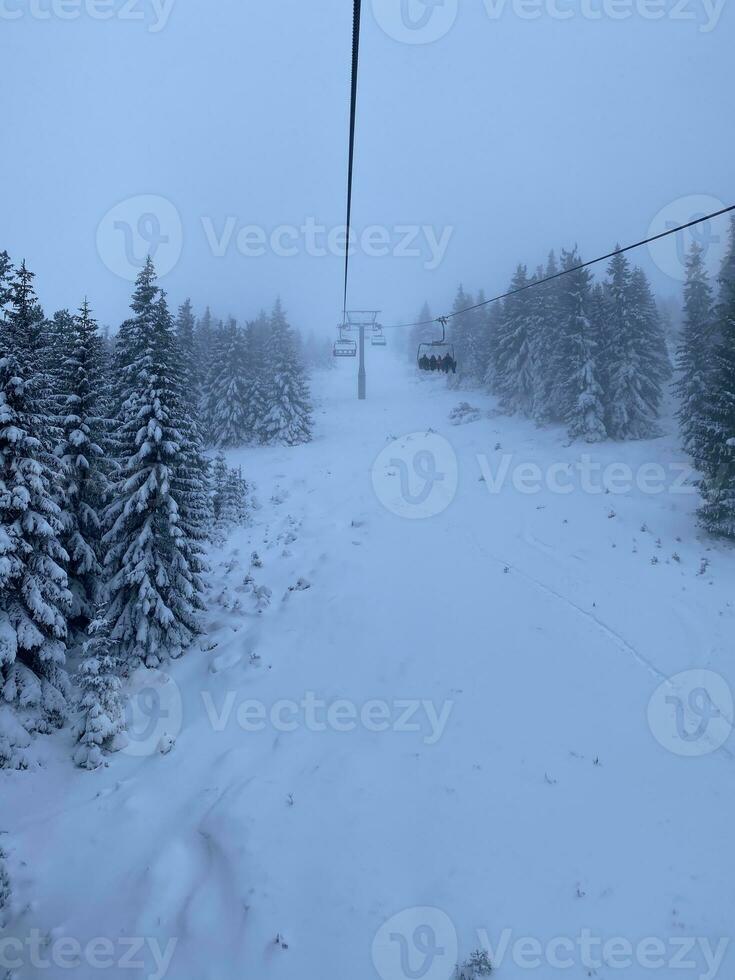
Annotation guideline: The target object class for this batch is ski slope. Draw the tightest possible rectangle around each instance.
[3,352,734,980]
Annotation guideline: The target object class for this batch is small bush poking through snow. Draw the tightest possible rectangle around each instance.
[0,842,11,929]
[450,402,483,426]
[456,949,493,979]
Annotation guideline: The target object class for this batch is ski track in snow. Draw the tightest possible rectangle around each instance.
[2,355,735,979]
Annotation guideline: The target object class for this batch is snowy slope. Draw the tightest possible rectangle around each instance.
[2,353,733,980]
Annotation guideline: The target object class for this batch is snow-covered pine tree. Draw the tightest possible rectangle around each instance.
[483,300,504,391]
[675,244,717,459]
[589,281,610,414]
[533,250,564,420]
[175,298,200,420]
[2,261,47,377]
[492,265,540,416]
[194,307,216,408]
[603,250,664,440]
[448,285,478,385]
[259,299,313,446]
[212,452,250,531]
[630,265,671,396]
[0,352,71,734]
[201,318,250,447]
[242,313,271,439]
[697,217,735,537]
[0,251,12,321]
[46,310,75,402]
[555,249,607,442]
[168,297,213,560]
[470,291,493,384]
[2,261,62,462]
[211,451,229,524]
[56,300,110,639]
[73,609,123,770]
[103,258,205,668]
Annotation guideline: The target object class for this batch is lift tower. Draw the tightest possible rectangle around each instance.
[343,310,380,401]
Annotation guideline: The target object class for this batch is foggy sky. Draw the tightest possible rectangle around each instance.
[2,0,733,336]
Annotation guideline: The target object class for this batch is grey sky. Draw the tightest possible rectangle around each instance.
[2,0,732,335]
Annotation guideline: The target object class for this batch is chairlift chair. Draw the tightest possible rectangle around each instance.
[333,338,357,358]
[417,317,456,373]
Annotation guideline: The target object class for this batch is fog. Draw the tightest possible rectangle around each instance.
[2,0,732,333]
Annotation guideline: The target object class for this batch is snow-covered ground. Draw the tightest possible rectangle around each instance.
[3,352,734,980]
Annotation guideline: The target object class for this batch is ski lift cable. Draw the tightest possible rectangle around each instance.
[381,204,735,331]
[342,0,362,326]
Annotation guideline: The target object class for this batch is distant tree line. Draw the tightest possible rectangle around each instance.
[411,221,735,538]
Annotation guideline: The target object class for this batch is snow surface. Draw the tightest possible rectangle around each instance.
[2,353,734,979]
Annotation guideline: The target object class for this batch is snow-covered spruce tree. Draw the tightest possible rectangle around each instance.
[56,300,110,638]
[2,261,44,359]
[471,291,495,385]
[675,244,717,459]
[73,609,123,769]
[175,298,201,421]
[167,297,213,558]
[603,250,664,440]
[483,300,504,391]
[201,318,250,447]
[194,305,215,389]
[533,250,565,421]
[259,299,313,445]
[0,251,12,319]
[448,286,482,385]
[103,258,205,668]
[697,217,735,537]
[492,265,541,416]
[629,266,671,394]
[0,353,71,734]
[243,312,272,439]
[212,452,249,531]
[46,310,75,401]
[555,249,607,442]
